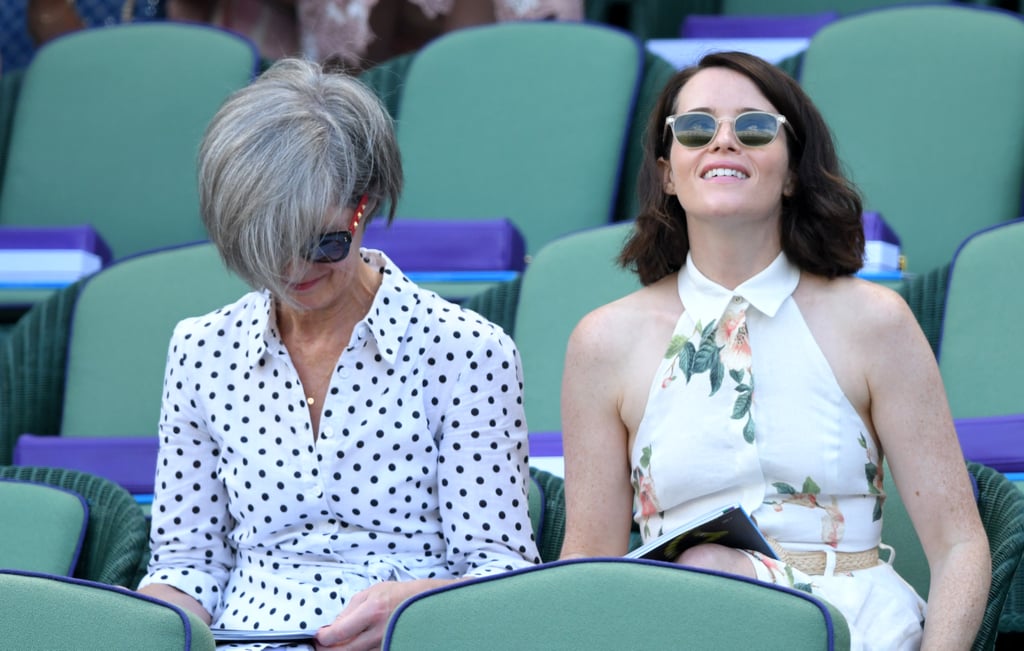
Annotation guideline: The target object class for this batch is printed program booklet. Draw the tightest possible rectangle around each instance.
[211,629,316,643]
[626,503,778,562]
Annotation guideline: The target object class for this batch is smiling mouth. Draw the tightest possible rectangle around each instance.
[293,277,320,291]
[702,167,749,180]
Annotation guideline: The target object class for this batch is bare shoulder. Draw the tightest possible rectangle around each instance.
[568,275,680,363]
[565,274,682,441]
[799,274,917,338]
[566,274,681,409]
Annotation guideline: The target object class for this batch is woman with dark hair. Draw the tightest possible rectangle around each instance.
[559,51,988,650]
[136,58,539,650]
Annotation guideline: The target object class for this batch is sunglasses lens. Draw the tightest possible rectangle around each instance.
[735,112,780,147]
[673,113,717,148]
[307,232,352,263]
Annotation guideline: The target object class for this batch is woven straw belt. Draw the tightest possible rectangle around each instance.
[767,537,880,575]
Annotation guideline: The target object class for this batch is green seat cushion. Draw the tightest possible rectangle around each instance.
[0,570,215,651]
[384,558,849,650]
[0,479,87,575]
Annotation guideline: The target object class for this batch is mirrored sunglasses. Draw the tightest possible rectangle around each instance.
[666,111,788,149]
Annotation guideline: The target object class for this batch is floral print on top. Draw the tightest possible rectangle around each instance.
[661,300,756,443]
[630,253,925,650]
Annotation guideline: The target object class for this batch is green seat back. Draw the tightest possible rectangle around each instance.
[527,471,542,548]
[513,222,641,433]
[384,557,850,650]
[0,22,256,259]
[395,21,642,256]
[937,219,1024,419]
[359,48,675,228]
[0,478,87,576]
[61,243,249,437]
[614,50,679,225]
[799,5,1024,276]
[0,465,150,587]
[0,570,215,651]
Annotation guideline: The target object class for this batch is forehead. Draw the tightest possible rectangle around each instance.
[674,67,778,115]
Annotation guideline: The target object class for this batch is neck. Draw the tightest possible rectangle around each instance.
[686,219,782,290]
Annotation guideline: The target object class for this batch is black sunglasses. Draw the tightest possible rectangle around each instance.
[305,194,369,264]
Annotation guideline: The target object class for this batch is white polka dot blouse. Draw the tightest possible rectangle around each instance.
[138,250,540,633]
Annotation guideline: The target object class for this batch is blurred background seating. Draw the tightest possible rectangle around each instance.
[0,21,257,327]
[391,20,642,258]
[798,3,1024,279]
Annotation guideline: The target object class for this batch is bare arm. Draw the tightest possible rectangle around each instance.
[866,290,990,650]
[137,583,212,625]
[559,307,637,558]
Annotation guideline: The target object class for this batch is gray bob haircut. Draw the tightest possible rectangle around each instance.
[198,57,403,299]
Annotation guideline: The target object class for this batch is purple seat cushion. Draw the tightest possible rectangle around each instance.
[362,218,526,272]
[955,414,1024,473]
[0,224,113,263]
[14,435,159,495]
[681,12,839,39]
[862,211,901,246]
[528,431,564,458]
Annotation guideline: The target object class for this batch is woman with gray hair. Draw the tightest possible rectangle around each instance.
[137,57,540,650]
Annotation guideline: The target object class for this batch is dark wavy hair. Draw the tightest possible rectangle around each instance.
[620,51,864,285]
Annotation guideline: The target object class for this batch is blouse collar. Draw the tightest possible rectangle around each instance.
[678,251,800,323]
[245,248,418,368]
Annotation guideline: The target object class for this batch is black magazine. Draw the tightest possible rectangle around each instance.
[626,503,778,562]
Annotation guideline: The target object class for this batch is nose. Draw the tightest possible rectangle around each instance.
[709,117,740,151]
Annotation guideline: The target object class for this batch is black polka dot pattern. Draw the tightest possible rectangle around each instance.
[139,250,540,636]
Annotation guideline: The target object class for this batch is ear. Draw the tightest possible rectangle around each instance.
[782,171,797,198]
[657,157,675,194]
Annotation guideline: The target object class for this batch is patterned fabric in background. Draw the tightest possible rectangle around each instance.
[1,1,165,73]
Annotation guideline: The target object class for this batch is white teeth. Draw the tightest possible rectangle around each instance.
[702,167,748,180]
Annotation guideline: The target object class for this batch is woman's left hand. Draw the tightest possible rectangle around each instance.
[314,578,454,650]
